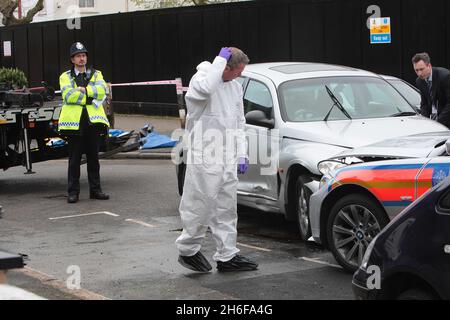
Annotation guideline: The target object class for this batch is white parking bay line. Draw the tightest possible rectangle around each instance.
[300,257,342,269]
[237,242,272,252]
[125,219,155,228]
[49,211,119,220]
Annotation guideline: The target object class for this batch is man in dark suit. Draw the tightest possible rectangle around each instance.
[412,52,450,128]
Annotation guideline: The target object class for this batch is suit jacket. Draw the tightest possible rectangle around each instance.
[416,67,450,128]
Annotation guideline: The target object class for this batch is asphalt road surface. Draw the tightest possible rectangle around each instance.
[0,159,353,300]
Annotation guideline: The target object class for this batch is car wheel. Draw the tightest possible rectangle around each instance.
[295,175,312,241]
[327,194,389,273]
[397,288,437,300]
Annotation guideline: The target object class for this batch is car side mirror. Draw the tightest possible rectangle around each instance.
[446,139,450,155]
[245,110,275,129]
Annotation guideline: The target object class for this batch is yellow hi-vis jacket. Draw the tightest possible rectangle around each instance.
[58,68,110,132]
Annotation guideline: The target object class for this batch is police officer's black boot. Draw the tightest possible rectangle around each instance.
[67,194,79,203]
[90,191,109,200]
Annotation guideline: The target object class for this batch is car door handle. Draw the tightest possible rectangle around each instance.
[253,186,268,192]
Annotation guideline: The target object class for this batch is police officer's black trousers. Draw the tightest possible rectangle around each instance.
[67,126,102,196]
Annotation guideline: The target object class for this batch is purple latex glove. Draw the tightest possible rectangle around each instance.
[218,47,232,61]
[237,157,249,174]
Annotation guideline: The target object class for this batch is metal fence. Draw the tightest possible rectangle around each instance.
[0,0,449,114]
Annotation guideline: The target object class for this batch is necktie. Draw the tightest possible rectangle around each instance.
[427,80,432,99]
[427,80,437,119]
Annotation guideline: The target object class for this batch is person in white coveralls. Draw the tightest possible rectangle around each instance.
[176,47,258,272]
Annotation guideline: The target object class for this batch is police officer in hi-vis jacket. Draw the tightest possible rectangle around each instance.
[58,42,110,204]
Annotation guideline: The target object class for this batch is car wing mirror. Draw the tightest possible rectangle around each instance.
[245,110,275,129]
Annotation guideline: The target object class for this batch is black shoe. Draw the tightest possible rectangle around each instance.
[217,255,258,272]
[90,191,110,200]
[178,252,212,272]
[67,194,79,203]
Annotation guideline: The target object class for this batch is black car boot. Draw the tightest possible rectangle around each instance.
[217,255,258,272]
[178,252,212,272]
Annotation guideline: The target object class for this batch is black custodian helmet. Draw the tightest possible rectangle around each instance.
[70,42,88,57]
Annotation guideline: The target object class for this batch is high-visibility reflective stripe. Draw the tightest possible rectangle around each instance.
[91,85,98,99]
[59,122,80,127]
[64,88,76,96]
[64,71,76,88]
[75,92,85,105]
[61,85,72,92]
[64,89,77,103]
[89,115,109,123]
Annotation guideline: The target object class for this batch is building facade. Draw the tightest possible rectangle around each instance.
[9,0,143,24]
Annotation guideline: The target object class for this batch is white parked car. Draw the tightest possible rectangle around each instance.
[176,62,447,240]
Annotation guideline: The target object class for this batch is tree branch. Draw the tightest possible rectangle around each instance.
[24,0,45,22]
[0,0,44,26]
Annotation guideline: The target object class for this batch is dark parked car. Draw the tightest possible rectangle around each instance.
[352,175,450,300]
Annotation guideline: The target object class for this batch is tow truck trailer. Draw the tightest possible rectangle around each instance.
[0,83,130,174]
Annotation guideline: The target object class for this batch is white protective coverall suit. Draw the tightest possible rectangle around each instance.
[175,55,247,262]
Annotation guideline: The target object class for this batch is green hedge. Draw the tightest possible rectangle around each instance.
[0,67,28,90]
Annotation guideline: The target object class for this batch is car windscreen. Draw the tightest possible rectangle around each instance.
[279,76,416,122]
[386,79,421,108]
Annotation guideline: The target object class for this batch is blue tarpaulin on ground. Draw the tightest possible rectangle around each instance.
[140,130,177,149]
[109,129,130,137]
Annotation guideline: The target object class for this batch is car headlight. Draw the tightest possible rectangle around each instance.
[360,235,378,270]
[318,160,347,177]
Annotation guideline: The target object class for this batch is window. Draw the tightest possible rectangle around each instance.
[243,80,273,119]
[366,82,395,106]
[387,79,421,108]
[236,76,247,91]
[79,0,95,8]
[279,77,415,122]
[236,77,246,86]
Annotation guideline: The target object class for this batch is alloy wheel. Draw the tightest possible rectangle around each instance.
[298,187,309,237]
[332,204,381,269]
